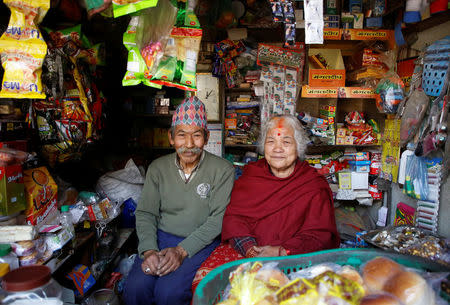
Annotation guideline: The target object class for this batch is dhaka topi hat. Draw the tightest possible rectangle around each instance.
[171,96,208,129]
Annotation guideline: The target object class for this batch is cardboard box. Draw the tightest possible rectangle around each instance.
[349,160,371,173]
[319,109,336,117]
[336,137,345,145]
[23,167,58,227]
[351,172,368,190]
[308,49,345,87]
[338,172,352,189]
[225,118,237,130]
[320,105,336,112]
[337,128,347,137]
[0,164,26,216]
[353,13,364,29]
[344,136,354,145]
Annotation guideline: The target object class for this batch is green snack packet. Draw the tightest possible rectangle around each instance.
[113,0,158,18]
[122,16,161,88]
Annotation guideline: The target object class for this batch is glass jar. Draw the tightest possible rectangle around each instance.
[1,265,63,305]
[0,245,18,270]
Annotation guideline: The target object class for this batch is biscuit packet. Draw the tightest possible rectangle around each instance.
[0,0,49,99]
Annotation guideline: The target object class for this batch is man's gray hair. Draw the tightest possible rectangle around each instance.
[257,115,308,160]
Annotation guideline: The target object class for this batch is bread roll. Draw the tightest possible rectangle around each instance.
[362,257,403,293]
[360,293,402,305]
[383,271,435,305]
[340,265,364,286]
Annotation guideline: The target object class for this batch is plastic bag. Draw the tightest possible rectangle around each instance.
[151,27,202,91]
[96,159,145,204]
[137,0,178,76]
[403,155,429,200]
[0,0,49,99]
[375,72,405,114]
[400,88,429,146]
[112,0,157,18]
[122,15,162,88]
[85,0,112,18]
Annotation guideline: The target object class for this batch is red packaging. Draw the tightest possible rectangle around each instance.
[369,184,382,200]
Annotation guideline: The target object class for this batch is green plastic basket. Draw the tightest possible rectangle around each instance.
[192,248,449,305]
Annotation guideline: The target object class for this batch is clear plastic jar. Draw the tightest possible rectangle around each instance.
[0,245,18,270]
[1,265,63,305]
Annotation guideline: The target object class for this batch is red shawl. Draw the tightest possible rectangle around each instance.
[222,159,340,254]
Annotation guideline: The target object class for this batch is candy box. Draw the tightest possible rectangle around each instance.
[354,152,369,161]
[349,160,371,173]
[23,166,58,227]
[0,164,26,216]
[338,172,351,189]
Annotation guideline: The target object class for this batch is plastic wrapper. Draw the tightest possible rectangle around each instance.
[112,0,157,18]
[0,147,29,166]
[226,262,288,304]
[122,16,162,88]
[404,154,429,200]
[137,0,178,77]
[0,0,49,99]
[151,27,202,91]
[400,88,429,146]
[85,0,112,18]
[375,72,405,114]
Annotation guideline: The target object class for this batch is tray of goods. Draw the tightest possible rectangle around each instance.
[362,225,450,266]
[193,248,450,305]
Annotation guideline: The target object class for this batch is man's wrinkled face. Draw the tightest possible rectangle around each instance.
[169,124,208,166]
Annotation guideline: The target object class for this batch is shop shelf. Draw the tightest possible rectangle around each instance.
[324,29,394,41]
[403,10,450,34]
[301,85,377,99]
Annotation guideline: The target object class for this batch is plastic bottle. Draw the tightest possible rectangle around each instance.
[0,246,18,271]
[60,205,75,239]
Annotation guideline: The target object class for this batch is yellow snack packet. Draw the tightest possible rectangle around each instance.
[276,278,319,305]
[0,0,49,99]
[313,271,365,305]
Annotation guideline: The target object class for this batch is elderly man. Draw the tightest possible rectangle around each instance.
[124,96,235,305]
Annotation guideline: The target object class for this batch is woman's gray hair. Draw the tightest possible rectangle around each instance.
[258,115,308,160]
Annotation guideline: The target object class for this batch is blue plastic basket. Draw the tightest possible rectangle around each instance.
[192,248,449,305]
[422,35,450,97]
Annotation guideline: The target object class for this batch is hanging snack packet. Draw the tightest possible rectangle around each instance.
[112,0,158,18]
[122,15,162,88]
[375,72,405,114]
[152,27,202,91]
[0,0,49,99]
[173,0,200,28]
[137,0,178,76]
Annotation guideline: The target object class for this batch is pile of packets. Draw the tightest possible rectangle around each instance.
[306,149,382,203]
[122,0,202,91]
[298,111,335,145]
[336,111,380,145]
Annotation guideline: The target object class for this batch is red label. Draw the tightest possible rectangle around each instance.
[87,205,96,221]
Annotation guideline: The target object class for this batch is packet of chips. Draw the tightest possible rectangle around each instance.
[122,15,162,88]
[0,0,49,99]
[112,0,158,18]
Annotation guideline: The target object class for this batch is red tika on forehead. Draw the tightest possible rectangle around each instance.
[275,117,285,129]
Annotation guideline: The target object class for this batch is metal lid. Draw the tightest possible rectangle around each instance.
[0,244,11,257]
[3,265,51,291]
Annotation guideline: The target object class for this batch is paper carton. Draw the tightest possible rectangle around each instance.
[23,167,58,227]
[308,49,345,87]
[0,164,26,216]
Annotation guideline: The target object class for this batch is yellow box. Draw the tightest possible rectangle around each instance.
[23,167,58,227]
[336,137,345,145]
[308,49,345,87]
[344,136,354,145]
[338,172,352,189]
[337,128,347,137]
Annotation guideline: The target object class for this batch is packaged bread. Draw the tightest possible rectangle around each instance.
[360,293,403,305]
[383,270,436,305]
[361,257,403,293]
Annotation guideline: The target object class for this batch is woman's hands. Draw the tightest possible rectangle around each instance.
[246,245,288,257]
[141,246,188,277]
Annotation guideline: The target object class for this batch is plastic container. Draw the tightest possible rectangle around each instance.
[0,245,18,271]
[1,265,63,305]
[60,205,74,237]
[192,248,449,305]
[84,288,120,305]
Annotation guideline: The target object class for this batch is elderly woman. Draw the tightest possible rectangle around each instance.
[192,115,339,290]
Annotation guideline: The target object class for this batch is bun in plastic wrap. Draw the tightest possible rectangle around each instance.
[362,257,403,293]
[383,271,436,305]
[360,293,403,305]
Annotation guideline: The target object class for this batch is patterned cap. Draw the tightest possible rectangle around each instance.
[171,96,208,129]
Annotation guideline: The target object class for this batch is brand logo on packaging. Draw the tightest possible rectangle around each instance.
[7,172,23,183]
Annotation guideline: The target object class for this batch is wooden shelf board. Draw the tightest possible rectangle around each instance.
[301,85,377,99]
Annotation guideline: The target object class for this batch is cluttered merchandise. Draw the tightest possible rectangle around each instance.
[0,0,449,304]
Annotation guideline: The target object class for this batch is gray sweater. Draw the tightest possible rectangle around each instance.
[136,151,235,257]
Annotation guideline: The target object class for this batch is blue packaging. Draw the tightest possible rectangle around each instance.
[121,198,137,228]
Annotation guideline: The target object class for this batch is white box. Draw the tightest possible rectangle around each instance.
[351,172,368,190]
